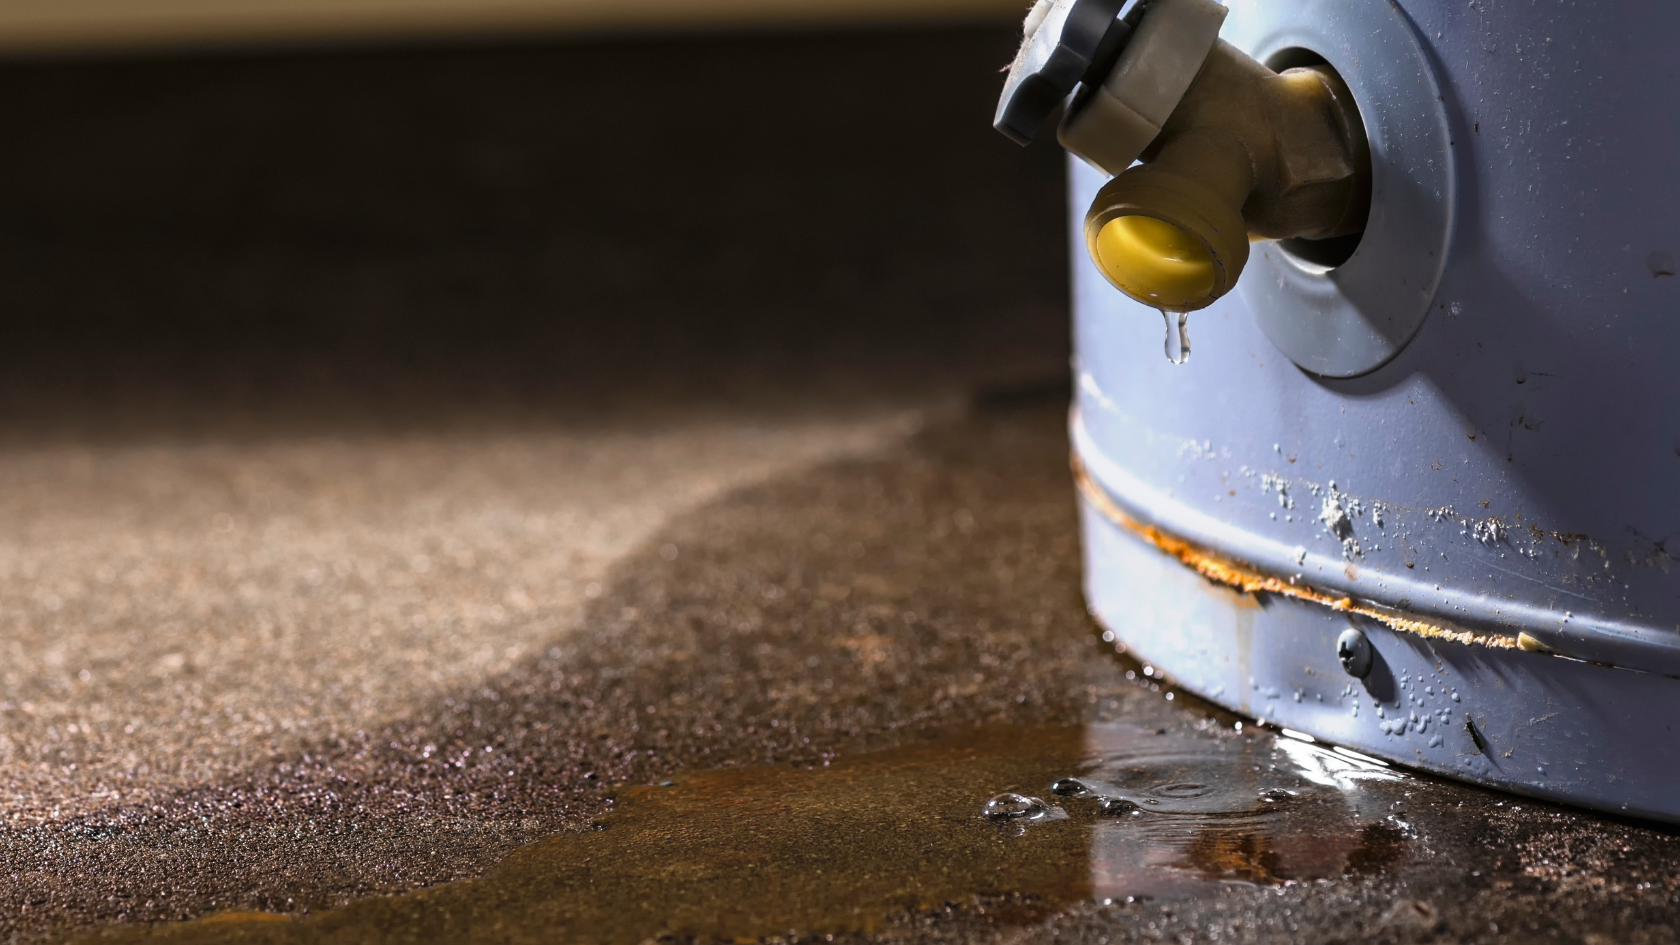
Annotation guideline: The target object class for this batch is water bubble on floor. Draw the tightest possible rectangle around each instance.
[1097,796,1145,816]
[982,792,1064,822]
[1050,777,1095,797]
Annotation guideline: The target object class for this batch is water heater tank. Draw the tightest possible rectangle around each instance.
[1000,0,1680,822]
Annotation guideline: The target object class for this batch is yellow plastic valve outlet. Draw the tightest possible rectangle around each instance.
[1091,214,1218,310]
[1083,162,1250,312]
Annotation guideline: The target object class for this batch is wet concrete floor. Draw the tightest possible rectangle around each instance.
[24,399,1680,945]
[1,22,1678,945]
[60,722,1458,944]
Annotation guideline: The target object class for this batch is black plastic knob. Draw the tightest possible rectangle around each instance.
[994,0,1143,145]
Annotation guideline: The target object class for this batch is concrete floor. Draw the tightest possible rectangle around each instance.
[1,25,1678,945]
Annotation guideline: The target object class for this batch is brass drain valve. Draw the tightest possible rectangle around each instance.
[996,0,1371,313]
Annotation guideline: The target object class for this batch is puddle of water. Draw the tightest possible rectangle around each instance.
[77,725,1417,944]
[1073,729,1408,898]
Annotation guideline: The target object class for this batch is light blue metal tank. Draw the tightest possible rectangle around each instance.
[1068,0,1680,821]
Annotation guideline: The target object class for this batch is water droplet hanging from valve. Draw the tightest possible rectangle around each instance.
[1162,310,1192,364]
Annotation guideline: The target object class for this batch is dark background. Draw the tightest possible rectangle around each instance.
[0,26,1068,442]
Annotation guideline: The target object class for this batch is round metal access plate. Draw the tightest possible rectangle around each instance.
[1224,0,1455,379]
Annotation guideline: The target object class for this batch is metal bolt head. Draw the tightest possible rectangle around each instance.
[1336,627,1373,679]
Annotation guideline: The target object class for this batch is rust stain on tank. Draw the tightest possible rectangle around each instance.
[1072,456,1517,651]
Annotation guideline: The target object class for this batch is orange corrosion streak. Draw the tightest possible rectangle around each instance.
[1072,456,1517,650]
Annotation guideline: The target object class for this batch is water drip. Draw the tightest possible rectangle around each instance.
[1161,310,1191,364]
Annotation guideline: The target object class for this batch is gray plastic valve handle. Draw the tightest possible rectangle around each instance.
[994,0,1141,146]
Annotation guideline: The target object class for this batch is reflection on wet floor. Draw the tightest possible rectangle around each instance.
[80,723,1430,944]
[1069,728,1410,898]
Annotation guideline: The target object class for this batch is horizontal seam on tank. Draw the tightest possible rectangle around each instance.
[1071,452,1521,651]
